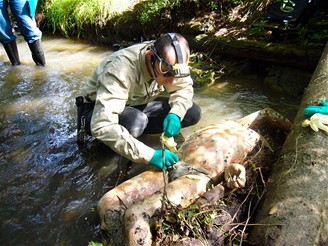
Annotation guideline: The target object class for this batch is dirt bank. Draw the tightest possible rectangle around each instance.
[41,0,328,72]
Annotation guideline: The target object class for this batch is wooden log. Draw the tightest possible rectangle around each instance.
[249,42,328,245]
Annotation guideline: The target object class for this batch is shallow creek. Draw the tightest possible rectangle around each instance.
[0,34,302,245]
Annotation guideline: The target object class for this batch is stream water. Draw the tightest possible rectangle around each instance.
[0,34,303,245]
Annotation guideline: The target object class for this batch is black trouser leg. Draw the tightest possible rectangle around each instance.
[75,96,202,143]
[140,97,202,134]
[118,97,202,135]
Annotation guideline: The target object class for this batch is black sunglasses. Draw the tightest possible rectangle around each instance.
[150,47,175,77]
[150,46,190,78]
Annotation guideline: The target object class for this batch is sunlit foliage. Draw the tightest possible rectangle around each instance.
[41,0,327,48]
[44,0,136,37]
[43,0,272,37]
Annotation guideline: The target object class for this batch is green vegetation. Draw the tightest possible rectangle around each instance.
[46,0,94,36]
[41,0,327,49]
[88,242,103,246]
[137,0,174,24]
[42,0,231,38]
[135,0,220,24]
[44,0,136,37]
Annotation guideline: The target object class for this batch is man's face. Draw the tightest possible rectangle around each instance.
[153,48,177,86]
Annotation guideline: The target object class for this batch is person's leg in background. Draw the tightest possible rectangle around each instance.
[0,0,21,65]
[10,0,45,66]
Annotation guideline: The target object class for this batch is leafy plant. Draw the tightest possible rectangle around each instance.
[88,242,103,246]
[248,19,268,36]
[44,0,124,37]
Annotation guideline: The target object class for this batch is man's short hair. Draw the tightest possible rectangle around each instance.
[154,33,190,64]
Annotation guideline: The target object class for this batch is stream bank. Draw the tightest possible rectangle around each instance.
[40,0,328,73]
[39,0,327,98]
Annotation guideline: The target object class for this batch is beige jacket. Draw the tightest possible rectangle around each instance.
[84,41,194,163]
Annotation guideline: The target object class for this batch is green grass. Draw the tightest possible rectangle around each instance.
[44,0,141,37]
[43,0,206,37]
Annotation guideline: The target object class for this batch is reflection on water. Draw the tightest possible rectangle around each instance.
[182,76,299,137]
[0,34,301,245]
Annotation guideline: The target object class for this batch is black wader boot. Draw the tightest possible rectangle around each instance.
[76,96,86,145]
[3,41,21,66]
[75,96,95,145]
[28,39,46,66]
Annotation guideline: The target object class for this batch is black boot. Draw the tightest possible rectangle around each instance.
[3,41,21,66]
[28,39,46,66]
[76,96,86,145]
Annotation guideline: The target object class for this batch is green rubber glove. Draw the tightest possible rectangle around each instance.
[149,149,179,170]
[304,105,328,117]
[304,100,328,117]
[163,113,181,137]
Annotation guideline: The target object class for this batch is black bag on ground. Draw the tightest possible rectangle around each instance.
[75,96,94,144]
[265,0,320,24]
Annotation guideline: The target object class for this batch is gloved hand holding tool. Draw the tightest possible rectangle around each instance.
[149,149,179,170]
[149,113,181,170]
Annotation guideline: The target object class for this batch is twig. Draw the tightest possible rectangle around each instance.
[249,168,267,218]
[230,186,254,224]
[284,133,302,177]
[115,155,124,187]
[240,201,251,246]
[116,195,128,210]
[161,141,170,211]
[228,222,284,227]
[276,133,302,182]
[257,166,265,186]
